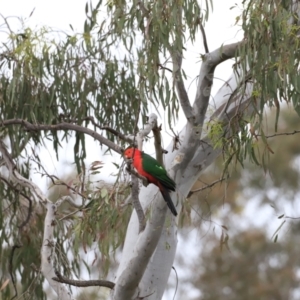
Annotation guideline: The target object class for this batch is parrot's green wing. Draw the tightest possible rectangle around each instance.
[141,152,176,191]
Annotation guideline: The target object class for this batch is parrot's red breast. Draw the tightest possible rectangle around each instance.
[123,147,177,216]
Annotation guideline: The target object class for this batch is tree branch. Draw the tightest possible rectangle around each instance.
[173,41,245,176]
[152,123,167,166]
[136,113,158,149]
[100,125,133,143]
[187,177,227,197]
[199,21,209,53]
[130,171,146,233]
[171,50,194,120]
[9,244,22,300]
[259,130,300,138]
[52,270,115,289]
[193,41,244,127]
[0,119,122,154]
[32,157,90,201]
[168,5,194,121]
[115,113,172,299]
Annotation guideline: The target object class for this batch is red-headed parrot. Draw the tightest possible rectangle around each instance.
[124,147,177,216]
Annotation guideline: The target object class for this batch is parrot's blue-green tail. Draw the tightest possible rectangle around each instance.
[160,186,177,216]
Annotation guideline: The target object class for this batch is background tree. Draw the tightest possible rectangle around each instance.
[1,0,300,299]
[172,107,300,300]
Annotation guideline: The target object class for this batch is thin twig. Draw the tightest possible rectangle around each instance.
[188,177,227,197]
[101,126,133,143]
[258,130,300,138]
[283,215,300,220]
[31,157,90,201]
[158,64,173,73]
[172,266,178,300]
[9,244,22,300]
[199,21,209,53]
[52,270,115,289]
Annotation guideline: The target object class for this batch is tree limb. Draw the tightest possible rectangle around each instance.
[114,113,173,299]
[0,119,122,154]
[193,41,244,127]
[173,41,245,176]
[130,172,145,233]
[171,50,194,120]
[199,21,209,53]
[100,125,133,143]
[52,270,115,289]
[169,6,194,122]
[152,123,168,166]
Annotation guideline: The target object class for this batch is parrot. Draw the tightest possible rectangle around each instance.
[123,147,177,216]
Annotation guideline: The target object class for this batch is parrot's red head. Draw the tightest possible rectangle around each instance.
[123,147,137,159]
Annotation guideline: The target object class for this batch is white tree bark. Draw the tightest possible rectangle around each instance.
[113,42,254,299]
[41,201,73,300]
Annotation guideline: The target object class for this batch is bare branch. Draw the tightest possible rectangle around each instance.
[259,130,300,138]
[137,113,158,149]
[187,177,227,197]
[130,172,146,233]
[174,42,245,175]
[199,21,209,53]
[32,157,90,201]
[52,270,115,289]
[158,64,173,73]
[171,50,194,120]
[152,123,168,166]
[168,5,194,121]
[101,125,133,143]
[193,41,244,127]
[9,244,22,300]
[0,119,122,154]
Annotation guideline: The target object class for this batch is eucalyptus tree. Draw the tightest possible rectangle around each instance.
[1,0,300,299]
